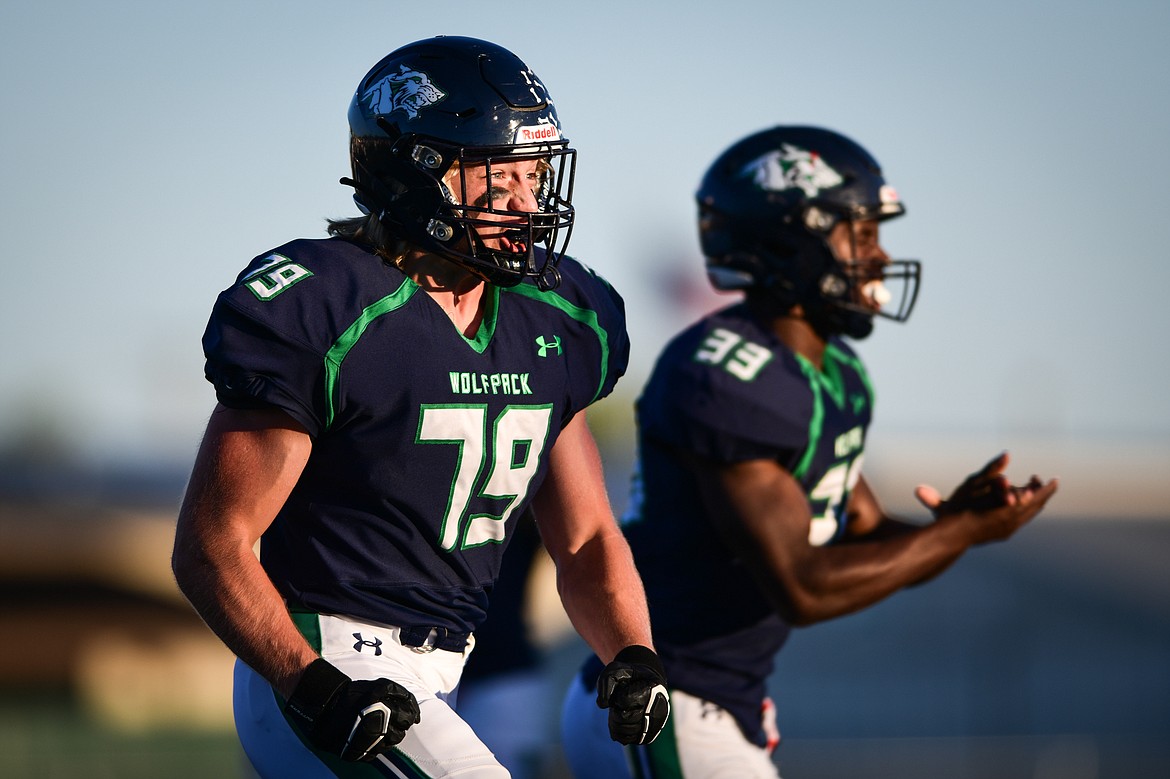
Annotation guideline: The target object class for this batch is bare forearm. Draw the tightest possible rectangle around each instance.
[533,412,655,662]
[781,512,977,624]
[714,454,1056,627]
[172,405,318,696]
[556,527,654,663]
[173,534,317,698]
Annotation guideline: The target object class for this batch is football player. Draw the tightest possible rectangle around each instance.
[171,36,668,778]
[560,126,1059,778]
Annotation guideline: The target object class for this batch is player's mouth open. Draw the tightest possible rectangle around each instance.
[498,228,528,254]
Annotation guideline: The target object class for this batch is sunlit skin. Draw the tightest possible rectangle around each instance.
[172,152,658,707]
[769,218,891,369]
[452,157,545,252]
[826,218,889,312]
[696,220,1059,639]
[396,158,546,336]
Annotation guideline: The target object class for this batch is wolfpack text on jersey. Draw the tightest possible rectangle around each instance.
[202,237,628,639]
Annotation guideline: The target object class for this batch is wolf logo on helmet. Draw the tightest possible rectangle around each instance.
[698,125,921,340]
[741,144,845,197]
[341,36,577,290]
[359,65,448,120]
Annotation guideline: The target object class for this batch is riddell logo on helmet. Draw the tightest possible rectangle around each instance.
[514,124,560,143]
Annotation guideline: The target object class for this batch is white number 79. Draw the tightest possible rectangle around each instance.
[417,404,553,551]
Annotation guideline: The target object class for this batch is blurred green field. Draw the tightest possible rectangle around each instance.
[0,697,248,779]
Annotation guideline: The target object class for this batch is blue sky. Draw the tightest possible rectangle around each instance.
[2,0,1167,515]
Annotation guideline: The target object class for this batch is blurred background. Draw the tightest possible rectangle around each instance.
[2,1,1167,777]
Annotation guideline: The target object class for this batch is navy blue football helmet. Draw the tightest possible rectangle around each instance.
[697,126,920,338]
[343,36,575,289]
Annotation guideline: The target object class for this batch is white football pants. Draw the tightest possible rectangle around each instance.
[561,672,780,779]
[234,612,508,778]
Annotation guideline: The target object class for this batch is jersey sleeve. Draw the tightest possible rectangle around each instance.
[572,259,630,403]
[638,324,812,467]
[200,244,341,437]
[202,298,328,436]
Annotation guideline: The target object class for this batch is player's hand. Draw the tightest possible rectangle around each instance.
[596,645,671,745]
[916,451,1016,516]
[915,452,1058,543]
[285,659,421,762]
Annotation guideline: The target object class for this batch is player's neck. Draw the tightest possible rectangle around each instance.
[399,253,486,337]
[746,296,828,368]
[770,315,827,369]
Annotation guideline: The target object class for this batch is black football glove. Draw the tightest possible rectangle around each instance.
[285,658,421,762]
[596,645,671,745]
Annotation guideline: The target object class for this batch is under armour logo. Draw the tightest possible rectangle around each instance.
[700,700,725,720]
[353,632,383,656]
[535,335,562,357]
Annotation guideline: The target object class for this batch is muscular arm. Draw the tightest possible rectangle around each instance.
[695,453,1057,626]
[171,403,318,698]
[531,411,654,664]
[839,475,956,585]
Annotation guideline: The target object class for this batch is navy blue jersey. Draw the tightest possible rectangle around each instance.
[202,237,628,637]
[621,302,872,744]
